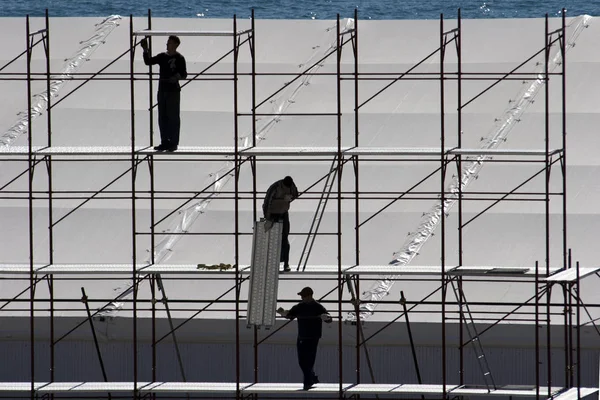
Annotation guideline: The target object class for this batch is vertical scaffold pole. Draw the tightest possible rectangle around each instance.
[250,9,260,385]
[535,261,540,400]
[560,8,568,290]
[352,7,361,384]
[336,13,344,396]
[43,9,55,394]
[544,14,552,398]
[129,14,139,400]
[146,11,158,395]
[439,13,447,400]
[233,13,241,400]
[575,260,581,398]
[456,8,464,387]
[25,14,35,400]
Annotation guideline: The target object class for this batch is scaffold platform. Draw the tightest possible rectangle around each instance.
[0,145,563,157]
[0,382,593,398]
[0,263,563,277]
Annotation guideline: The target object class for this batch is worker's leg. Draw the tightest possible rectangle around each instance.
[281,212,290,265]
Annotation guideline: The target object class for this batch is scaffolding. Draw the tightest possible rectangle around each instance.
[0,7,598,400]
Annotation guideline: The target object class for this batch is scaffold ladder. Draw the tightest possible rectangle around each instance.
[297,157,338,271]
[450,278,497,391]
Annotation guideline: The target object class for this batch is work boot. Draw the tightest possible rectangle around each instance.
[283,263,291,272]
[154,143,168,151]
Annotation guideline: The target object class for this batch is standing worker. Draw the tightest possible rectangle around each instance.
[277,287,332,390]
[263,176,299,272]
[140,35,187,152]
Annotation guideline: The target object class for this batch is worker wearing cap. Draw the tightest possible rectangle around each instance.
[277,287,332,390]
[263,176,299,272]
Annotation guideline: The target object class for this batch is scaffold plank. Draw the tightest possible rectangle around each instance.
[242,146,351,156]
[451,386,562,397]
[549,387,598,400]
[243,383,353,393]
[141,264,250,274]
[393,384,460,394]
[451,148,562,156]
[37,382,140,392]
[137,146,243,155]
[141,382,249,393]
[344,384,401,393]
[0,264,45,274]
[133,29,252,37]
[344,265,459,275]
[37,264,146,274]
[449,265,561,276]
[545,267,600,282]
[0,382,46,391]
[345,147,454,156]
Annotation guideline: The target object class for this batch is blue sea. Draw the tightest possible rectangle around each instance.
[1,0,598,20]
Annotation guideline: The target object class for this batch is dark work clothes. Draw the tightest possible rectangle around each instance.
[263,179,299,216]
[263,179,298,265]
[157,91,181,147]
[143,51,187,146]
[286,300,328,339]
[286,300,329,388]
[269,212,290,264]
[142,51,187,92]
[297,338,319,387]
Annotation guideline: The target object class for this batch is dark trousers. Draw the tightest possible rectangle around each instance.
[297,337,319,386]
[269,212,290,264]
[157,90,181,146]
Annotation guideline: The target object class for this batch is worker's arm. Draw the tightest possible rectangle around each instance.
[140,38,162,66]
[263,182,278,220]
[277,305,297,319]
[277,307,288,317]
[319,303,332,323]
[320,313,332,323]
[176,54,187,79]
[291,181,299,200]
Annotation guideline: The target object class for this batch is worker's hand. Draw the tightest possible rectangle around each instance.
[140,38,149,50]
[264,220,274,231]
[320,313,332,323]
[277,307,284,314]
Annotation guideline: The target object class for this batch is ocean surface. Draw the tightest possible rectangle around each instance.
[1,0,597,20]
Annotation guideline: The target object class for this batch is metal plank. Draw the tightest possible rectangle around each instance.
[137,146,243,155]
[450,149,560,156]
[545,267,600,282]
[344,265,459,275]
[0,382,47,391]
[37,382,140,392]
[393,384,460,394]
[550,387,598,400]
[345,384,401,394]
[242,383,352,393]
[345,147,453,156]
[142,382,249,393]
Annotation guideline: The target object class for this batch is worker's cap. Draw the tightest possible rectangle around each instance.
[283,176,294,187]
[297,286,313,297]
